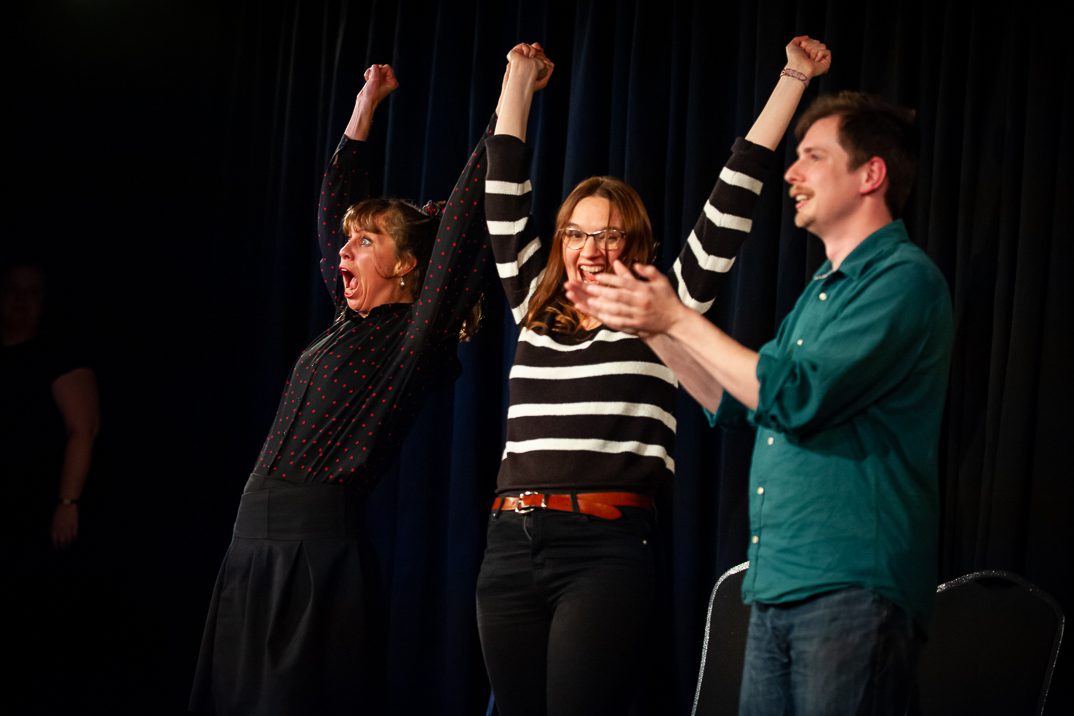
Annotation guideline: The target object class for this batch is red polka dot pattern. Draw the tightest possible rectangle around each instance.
[253,117,497,485]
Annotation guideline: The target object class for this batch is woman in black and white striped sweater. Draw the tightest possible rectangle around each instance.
[476,39,831,716]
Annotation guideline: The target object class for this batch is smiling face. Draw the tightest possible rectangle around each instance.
[337,212,411,314]
[784,115,866,238]
[560,196,625,286]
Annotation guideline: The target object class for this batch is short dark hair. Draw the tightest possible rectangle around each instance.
[795,92,918,217]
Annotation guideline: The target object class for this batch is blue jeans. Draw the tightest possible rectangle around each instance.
[476,507,656,716]
[739,588,921,716]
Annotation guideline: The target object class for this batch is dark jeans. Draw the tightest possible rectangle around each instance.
[739,587,922,716]
[476,507,656,716]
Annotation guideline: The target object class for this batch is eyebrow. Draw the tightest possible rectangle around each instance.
[565,223,624,231]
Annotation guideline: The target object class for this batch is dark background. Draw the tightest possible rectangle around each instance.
[6,1,1071,714]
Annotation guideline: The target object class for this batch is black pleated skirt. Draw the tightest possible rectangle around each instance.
[190,475,383,716]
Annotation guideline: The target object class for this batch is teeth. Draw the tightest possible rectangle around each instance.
[580,266,604,273]
[795,195,808,202]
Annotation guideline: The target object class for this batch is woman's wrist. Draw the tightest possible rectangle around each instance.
[780,66,810,85]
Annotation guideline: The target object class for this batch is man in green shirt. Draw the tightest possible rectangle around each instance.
[566,91,953,714]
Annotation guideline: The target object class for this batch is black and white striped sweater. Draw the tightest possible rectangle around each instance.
[485,135,774,494]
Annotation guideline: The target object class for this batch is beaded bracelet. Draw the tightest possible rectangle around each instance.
[780,67,809,86]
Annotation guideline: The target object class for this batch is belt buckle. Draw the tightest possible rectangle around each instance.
[514,490,546,514]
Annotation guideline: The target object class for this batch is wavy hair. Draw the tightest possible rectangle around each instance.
[525,176,654,334]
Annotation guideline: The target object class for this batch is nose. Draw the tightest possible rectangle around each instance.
[339,237,355,260]
[784,158,803,186]
[578,235,604,257]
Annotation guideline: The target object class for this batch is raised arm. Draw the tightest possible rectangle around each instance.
[410,111,500,344]
[746,36,830,149]
[667,36,830,315]
[410,46,555,341]
[486,44,555,324]
[318,65,399,302]
[494,43,552,141]
[345,64,399,141]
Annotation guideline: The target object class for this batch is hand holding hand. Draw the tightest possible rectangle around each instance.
[505,42,554,91]
[785,36,831,79]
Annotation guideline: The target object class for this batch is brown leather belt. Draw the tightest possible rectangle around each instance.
[491,491,654,521]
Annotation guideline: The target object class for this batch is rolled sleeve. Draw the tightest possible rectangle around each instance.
[750,260,950,438]
[708,389,750,429]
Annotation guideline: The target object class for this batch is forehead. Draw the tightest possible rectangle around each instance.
[568,196,622,229]
[348,211,390,236]
[798,115,846,155]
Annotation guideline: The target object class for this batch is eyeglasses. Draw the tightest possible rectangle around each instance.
[561,227,627,251]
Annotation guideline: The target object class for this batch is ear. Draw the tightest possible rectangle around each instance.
[395,251,418,277]
[858,156,888,197]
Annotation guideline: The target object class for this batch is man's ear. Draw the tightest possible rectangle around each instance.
[859,156,888,197]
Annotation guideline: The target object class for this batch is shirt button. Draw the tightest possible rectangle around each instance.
[751,535,760,544]
[766,436,775,445]
[756,486,765,495]
[819,292,828,301]
[796,339,804,346]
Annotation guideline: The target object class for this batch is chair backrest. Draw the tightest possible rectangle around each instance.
[691,561,750,716]
[917,570,1065,716]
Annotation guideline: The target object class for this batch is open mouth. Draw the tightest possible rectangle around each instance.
[791,189,812,211]
[340,267,360,298]
[579,265,606,283]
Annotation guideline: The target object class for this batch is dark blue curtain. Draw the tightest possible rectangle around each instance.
[7,1,1071,713]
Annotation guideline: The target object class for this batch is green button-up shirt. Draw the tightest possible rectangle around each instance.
[714,220,953,627]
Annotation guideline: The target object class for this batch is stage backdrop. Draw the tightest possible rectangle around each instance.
[8,1,1071,713]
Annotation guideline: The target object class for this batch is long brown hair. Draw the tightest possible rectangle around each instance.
[525,176,654,334]
[341,198,482,341]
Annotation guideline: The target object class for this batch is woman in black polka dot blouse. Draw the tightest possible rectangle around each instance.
[190,64,494,716]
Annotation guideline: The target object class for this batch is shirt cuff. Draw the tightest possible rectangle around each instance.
[486,134,530,182]
[708,389,750,429]
[729,137,778,178]
[335,134,368,163]
[751,346,808,435]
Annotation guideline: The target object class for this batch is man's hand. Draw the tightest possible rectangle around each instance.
[786,36,831,79]
[564,260,687,335]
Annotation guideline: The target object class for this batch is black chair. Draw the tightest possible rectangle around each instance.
[692,561,751,716]
[917,570,1065,715]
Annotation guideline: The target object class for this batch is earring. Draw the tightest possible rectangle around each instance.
[400,277,406,288]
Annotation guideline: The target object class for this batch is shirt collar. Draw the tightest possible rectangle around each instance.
[343,302,410,322]
[812,219,909,281]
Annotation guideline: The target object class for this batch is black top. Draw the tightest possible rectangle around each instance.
[0,336,87,532]
[253,118,494,487]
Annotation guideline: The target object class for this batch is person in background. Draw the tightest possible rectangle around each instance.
[1,260,100,553]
